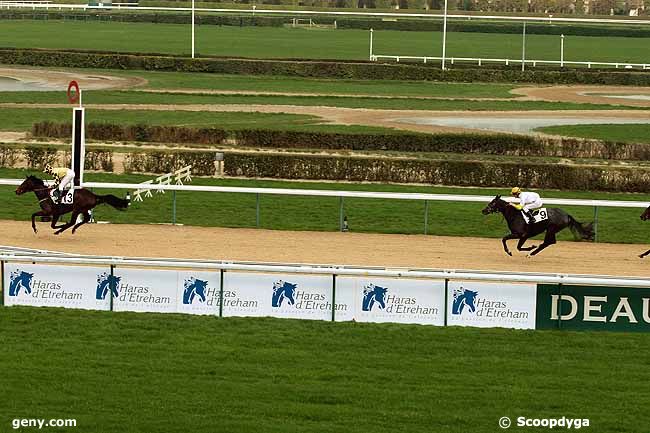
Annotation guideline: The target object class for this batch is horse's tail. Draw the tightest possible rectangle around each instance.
[568,215,595,241]
[97,194,129,210]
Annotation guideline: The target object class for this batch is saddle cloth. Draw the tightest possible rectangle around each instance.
[523,208,548,224]
[50,189,74,205]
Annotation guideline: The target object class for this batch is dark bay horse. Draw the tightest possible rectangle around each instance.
[482,195,594,257]
[640,206,650,258]
[16,175,129,235]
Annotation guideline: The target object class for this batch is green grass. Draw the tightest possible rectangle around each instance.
[536,124,650,144]
[117,70,519,98]
[1,307,649,433]
[1,20,649,62]
[0,91,627,111]
[0,107,402,133]
[3,168,649,244]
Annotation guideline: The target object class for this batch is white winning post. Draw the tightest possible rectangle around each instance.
[67,81,85,188]
[441,0,448,70]
[191,0,195,58]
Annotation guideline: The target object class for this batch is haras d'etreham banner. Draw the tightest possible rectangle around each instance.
[111,269,221,315]
[4,263,110,311]
[222,272,335,320]
[447,281,537,330]
[334,277,445,325]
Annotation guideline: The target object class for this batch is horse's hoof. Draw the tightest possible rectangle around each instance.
[527,254,533,259]
[506,251,512,257]
[640,255,645,259]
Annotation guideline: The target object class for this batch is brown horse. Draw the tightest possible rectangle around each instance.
[16,175,129,235]
[640,206,650,258]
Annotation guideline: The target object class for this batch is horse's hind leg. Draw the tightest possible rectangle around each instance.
[501,233,520,256]
[640,249,650,259]
[529,230,558,257]
[71,211,91,234]
[54,211,79,235]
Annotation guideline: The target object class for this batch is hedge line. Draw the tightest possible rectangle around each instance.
[336,19,650,37]
[32,122,228,145]
[6,143,650,191]
[32,122,650,161]
[3,11,648,38]
[0,145,114,171]
[123,151,218,175]
[3,48,650,85]
[223,152,650,192]
[0,145,218,175]
[0,11,285,27]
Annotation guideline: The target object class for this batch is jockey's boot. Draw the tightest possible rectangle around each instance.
[52,189,61,204]
[523,210,534,222]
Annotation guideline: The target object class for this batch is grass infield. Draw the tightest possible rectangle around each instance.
[0,307,648,433]
[0,92,624,112]
[1,20,650,63]
[2,168,649,244]
[536,124,650,145]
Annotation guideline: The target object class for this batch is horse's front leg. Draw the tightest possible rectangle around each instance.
[501,233,520,256]
[640,249,650,259]
[517,237,536,252]
[31,210,48,233]
[50,214,64,230]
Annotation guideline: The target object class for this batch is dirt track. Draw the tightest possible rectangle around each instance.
[1,220,648,278]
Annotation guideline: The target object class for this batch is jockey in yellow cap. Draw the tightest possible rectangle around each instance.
[44,164,75,203]
[510,187,543,222]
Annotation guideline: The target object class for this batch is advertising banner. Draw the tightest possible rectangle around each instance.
[176,271,221,316]
[537,284,650,332]
[222,272,334,321]
[335,277,444,325]
[112,268,179,313]
[4,263,110,311]
[447,281,536,329]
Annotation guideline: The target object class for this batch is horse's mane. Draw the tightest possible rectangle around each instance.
[26,175,45,186]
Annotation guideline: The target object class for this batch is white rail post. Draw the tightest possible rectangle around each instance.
[369,28,374,61]
[441,0,448,70]
[560,34,564,68]
[521,21,526,72]
[191,0,195,59]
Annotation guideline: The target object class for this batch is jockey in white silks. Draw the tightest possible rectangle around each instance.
[510,187,543,222]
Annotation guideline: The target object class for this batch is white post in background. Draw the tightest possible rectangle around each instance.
[560,34,564,67]
[521,21,526,72]
[369,28,374,61]
[191,0,195,59]
[441,0,448,70]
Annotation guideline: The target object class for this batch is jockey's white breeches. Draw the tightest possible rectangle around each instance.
[522,199,543,212]
[58,170,75,192]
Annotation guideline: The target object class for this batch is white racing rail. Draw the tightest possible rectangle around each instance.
[2,3,650,25]
[372,55,650,69]
[1,178,648,208]
[1,253,649,287]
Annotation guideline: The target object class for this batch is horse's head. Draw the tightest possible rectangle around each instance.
[463,290,479,312]
[641,205,650,221]
[16,175,44,195]
[482,195,506,215]
[272,280,297,307]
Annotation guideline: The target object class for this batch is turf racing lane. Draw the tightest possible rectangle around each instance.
[0,220,647,278]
